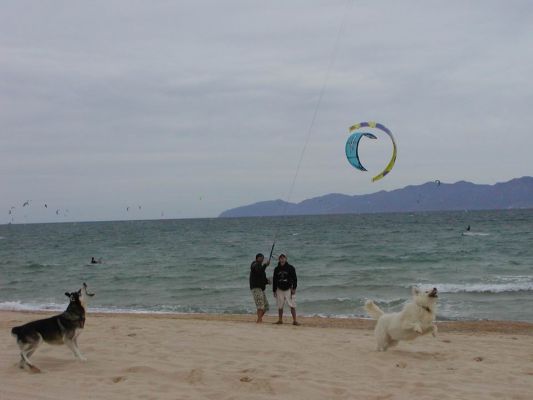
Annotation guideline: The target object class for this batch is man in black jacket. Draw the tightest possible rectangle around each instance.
[272,253,299,325]
[249,253,270,323]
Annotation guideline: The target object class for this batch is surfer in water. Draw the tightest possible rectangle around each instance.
[466,225,471,232]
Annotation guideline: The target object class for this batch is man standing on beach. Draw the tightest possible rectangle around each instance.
[273,254,299,325]
[249,253,270,323]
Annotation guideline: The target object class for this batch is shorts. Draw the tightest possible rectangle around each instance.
[251,288,269,311]
[275,289,296,309]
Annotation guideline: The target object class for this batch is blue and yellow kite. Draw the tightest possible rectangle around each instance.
[345,121,397,182]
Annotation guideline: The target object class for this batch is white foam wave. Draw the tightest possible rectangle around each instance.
[426,282,533,293]
[0,301,64,312]
[0,301,190,315]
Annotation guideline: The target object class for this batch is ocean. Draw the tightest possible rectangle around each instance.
[0,210,532,322]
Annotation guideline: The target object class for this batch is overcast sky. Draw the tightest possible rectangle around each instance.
[1,0,532,223]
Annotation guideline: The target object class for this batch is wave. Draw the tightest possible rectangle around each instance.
[461,232,490,236]
[0,301,251,315]
[419,282,533,293]
[0,301,64,312]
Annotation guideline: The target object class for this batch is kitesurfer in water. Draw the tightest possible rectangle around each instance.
[466,225,471,232]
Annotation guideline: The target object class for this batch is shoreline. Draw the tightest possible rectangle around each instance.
[2,310,532,335]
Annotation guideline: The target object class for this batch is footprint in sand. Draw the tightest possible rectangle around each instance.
[112,376,126,383]
[240,368,257,374]
[395,362,407,369]
[187,368,204,384]
[124,365,158,374]
[240,376,253,382]
[473,356,484,362]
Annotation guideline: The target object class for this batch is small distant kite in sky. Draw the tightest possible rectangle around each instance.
[22,200,30,207]
[435,180,441,186]
[56,209,60,215]
[345,121,397,182]
[44,204,48,208]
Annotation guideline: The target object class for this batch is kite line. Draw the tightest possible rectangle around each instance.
[269,0,354,263]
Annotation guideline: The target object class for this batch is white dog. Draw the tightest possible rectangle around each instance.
[364,287,438,351]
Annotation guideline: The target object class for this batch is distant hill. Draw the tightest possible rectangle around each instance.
[218,176,533,218]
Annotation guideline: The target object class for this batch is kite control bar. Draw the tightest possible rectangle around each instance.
[268,242,276,264]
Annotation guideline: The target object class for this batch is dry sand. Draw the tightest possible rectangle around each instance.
[1,311,532,400]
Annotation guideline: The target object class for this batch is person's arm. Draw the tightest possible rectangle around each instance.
[291,266,297,292]
[272,268,278,293]
[249,264,254,290]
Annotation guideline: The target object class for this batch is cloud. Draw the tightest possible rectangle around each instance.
[1,0,532,222]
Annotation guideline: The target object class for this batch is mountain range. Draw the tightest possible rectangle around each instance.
[218,176,533,218]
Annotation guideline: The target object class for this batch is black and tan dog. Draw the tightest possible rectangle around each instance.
[11,283,95,372]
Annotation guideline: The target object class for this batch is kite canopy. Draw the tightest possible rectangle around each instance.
[346,121,397,182]
[345,132,377,171]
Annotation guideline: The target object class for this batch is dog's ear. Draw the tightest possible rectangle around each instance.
[412,287,420,296]
[65,292,71,297]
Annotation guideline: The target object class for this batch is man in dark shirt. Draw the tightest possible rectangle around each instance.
[272,253,299,325]
[249,253,270,323]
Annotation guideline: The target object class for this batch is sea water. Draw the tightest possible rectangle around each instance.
[0,210,532,321]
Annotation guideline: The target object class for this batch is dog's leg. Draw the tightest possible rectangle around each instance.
[64,337,87,361]
[375,330,389,352]
[20,340,41,373]
[431,323,438,337]
[73,336,87,361]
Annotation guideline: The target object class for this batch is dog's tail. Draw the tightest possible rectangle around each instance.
[364,300,384,320]
[11,326,22,338]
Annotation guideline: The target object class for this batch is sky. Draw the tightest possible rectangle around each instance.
[1,0,532,223]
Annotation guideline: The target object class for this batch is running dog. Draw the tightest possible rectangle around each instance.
[11,282,95,372]
[364,287,438,351]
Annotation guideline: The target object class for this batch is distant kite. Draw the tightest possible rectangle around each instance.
[22,200,30,207]
[345,121,397,182]
[56,209,60,215]
[435,180,441,186]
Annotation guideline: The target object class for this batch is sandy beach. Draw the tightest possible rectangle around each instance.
[1,311,532,400]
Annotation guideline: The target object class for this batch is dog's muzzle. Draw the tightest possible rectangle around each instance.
[429,287,438,298]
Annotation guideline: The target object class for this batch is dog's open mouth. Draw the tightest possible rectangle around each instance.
[429,287,438,298]
[83,282,95,297]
